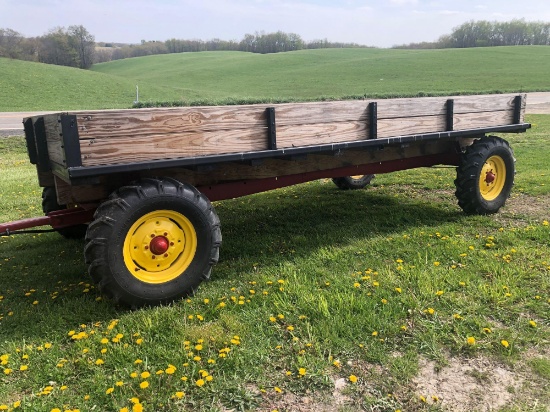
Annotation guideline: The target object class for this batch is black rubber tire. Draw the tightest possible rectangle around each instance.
[332,174,375,190]
[454,136,515,215]
[84,177,221,308]
[41,186,88,239]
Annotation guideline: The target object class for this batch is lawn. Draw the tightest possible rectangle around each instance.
[0,115,548,411]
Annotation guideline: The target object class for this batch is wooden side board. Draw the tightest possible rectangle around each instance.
[39,94,526,168]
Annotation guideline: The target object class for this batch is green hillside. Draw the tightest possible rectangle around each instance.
[2,46,550,111]
[0,58,185,111]
[91,46,550,103]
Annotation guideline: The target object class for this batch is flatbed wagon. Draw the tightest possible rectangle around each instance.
[0,94,530,307]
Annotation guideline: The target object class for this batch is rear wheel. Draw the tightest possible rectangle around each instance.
[42,186,87,239]
[332,174,375,190]
[454,136,515,215]
[84,178,221,308]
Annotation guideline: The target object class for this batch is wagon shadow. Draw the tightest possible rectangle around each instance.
[0,183,465,341]
[215,183,464,268]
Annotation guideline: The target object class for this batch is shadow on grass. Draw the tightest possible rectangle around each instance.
[0,182,465,342]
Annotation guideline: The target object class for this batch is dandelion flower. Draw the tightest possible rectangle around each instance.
[274,386,282,393]
[140,371,150,379]
[529,320,537,328]
[195,379,205,387]
[349,375,358,383]
[106,387,114,394]
[175,391,184,399]
[132,404,143,412]
[467,336,476,345]
[298,368,306,376]
[95,359,104,365]
[501,340,510,348]
[139,381,149,389]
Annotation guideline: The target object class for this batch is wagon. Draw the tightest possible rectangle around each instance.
[0,94,530,307]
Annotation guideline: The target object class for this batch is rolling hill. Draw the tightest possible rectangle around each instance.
[2,46,550,111]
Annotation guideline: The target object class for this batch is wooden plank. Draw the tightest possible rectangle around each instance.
[454,110,513,130]
[55,175,108,205]
[80,128,268,166]
[70,94,522,141]
[74,106,267,139]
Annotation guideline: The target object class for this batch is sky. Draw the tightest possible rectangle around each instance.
[2,0,550,48]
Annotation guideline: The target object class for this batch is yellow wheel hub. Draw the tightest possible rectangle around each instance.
[123,210,197,284]
[479,155,506,201]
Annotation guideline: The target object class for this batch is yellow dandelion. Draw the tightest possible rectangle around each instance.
[139,381,149,389]
[274,386,282,393]
[435,290,444,296]
[349,375,358,383]
[196,379,205,387]
[95,359,104,365]
[175,391,185,399]
[501,340,510,348]
[298,368,306,376]
[529,320,537,328]
[467,336,476,345]
[19,365,28,371]
[132,403,143,412]
[140,371,150,379]
[106,387,114,394]
[395,287,402,293]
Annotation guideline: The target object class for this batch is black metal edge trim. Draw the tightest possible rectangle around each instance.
[369,102,377,139]
[513,95,523,125]
[23,118,38,165]
[59,115,83,168]
[446,99,454,132]
[67,123,531,180]
[266,107,277,150]
[33,117,51,173]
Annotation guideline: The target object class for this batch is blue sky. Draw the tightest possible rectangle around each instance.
[1,0,549,47]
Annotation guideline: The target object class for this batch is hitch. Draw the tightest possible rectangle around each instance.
[0,207,95,236]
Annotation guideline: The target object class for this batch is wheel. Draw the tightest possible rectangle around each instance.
[332,174,375,190]
[84,178,221,308]
[454,136,515,215]
[41,186,87,239]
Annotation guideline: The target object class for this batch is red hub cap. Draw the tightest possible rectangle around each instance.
[149,236,169,255]
[485,171,496,184]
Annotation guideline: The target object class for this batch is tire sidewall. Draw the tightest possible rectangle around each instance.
[107,195,213,303]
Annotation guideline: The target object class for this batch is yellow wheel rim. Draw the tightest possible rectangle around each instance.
[123,210,197,284]
[479,155,506,201]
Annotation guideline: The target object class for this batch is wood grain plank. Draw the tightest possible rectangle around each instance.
[80,127,268,166]
[454,110,513,129]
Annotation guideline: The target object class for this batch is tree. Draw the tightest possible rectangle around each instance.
[0,28,23,58]
[68,25,95,69]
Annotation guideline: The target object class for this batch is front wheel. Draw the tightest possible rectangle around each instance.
[332,174,375,190]
[84,178,221,308]
[454,136,515,215]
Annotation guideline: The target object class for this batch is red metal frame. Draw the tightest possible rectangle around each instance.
[199,152,461,201]
[0,208,95,235]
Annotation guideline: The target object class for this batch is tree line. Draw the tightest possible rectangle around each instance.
[0,25,95,68]
[97,31,370,63]
[394,19,550,49]
[2,19,549,69]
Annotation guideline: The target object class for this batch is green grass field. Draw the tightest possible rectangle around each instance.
[2,46,550,111]
[1,47,549,411]
[0,115,548,411]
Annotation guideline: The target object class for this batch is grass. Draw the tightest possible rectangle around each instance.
[2,46,550,111]
[0,115,548,411]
